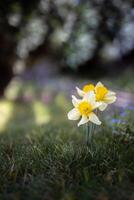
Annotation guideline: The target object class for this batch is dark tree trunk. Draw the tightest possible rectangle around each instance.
[0,31,16,96]
[0,63,13,96]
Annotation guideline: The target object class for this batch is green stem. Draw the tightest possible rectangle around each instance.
[89,123,93,148]
[86,123,93,147]
[86,123,90,146]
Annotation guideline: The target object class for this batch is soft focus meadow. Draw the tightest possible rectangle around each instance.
[0,72,134,200]
[0,0,134,199]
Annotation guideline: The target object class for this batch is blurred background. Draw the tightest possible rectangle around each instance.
[0,0,134,132]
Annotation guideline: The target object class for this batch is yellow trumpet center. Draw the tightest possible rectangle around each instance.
[78,101,93,116]
[83,84,95,93]
[96,86,108,101]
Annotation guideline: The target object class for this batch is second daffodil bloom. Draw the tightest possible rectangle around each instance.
[67,91,102,126]
[76,82,116,111]
[95,82,116,111]
[76,84,95,97]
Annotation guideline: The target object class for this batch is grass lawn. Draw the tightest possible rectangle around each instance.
[0,76,134,200]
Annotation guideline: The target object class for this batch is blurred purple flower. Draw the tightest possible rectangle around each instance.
[111,119,122,124]
[111,118,126,125]
[127,105,134,111]
[120,111,126,117]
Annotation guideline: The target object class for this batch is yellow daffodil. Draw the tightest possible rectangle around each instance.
[76,84,95,97]
[67,91,102,126]
[94,81,116,111]
[76,82,116,111]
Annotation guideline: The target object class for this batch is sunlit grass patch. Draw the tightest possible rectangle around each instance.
[0,100,14,132]
[0,101,51,133]
[33,100,51,125]
[0,93,71,133]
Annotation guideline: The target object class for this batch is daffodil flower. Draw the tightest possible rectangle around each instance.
[76,82,116,111]
[76,84,95,97]
[67,91,102,126]
[94,82,116,111]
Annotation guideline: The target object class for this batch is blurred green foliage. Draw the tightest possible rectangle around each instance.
[0,0,134,67]
[0,0,134,93]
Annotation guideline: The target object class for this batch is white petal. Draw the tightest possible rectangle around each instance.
[106,91,116,97]
[83,91,95,104]
[76,87,85,97]
[98,102,108,111]
[88,112,101,125]
[72,95,81,107]
[92,102,102,110]
[78,116,89,127]
[104,96,117,104]
[95,81,104,88]
[68,108,80,120]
